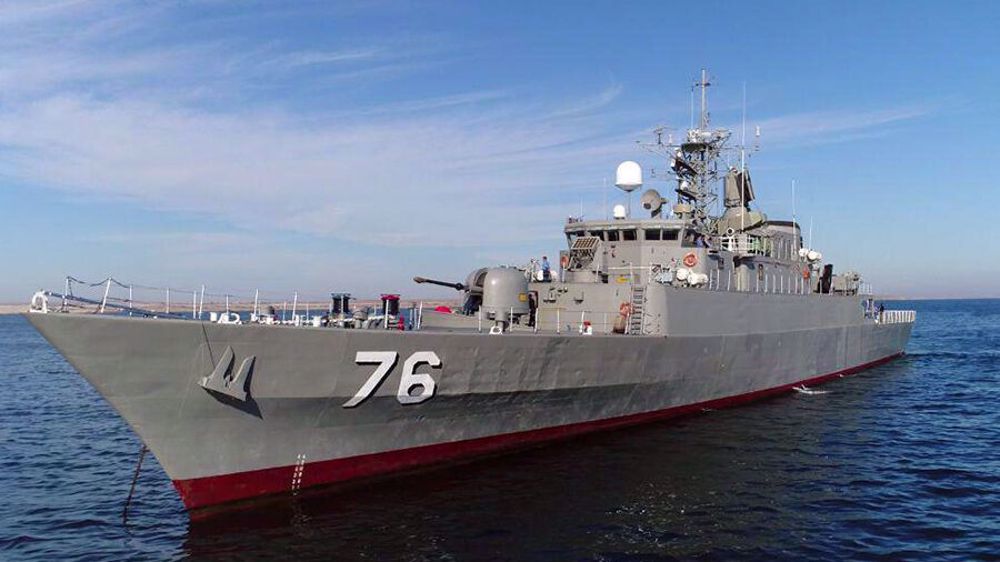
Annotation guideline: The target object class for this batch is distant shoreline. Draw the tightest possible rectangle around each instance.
[0,304,27,315]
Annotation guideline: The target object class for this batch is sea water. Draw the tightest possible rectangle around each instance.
[1,300,997,560]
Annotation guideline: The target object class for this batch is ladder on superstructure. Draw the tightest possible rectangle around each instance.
[627,285,646,335]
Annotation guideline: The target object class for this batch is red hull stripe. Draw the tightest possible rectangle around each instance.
[173,353,903,511]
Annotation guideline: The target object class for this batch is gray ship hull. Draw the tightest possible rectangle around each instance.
[26,303,912,513]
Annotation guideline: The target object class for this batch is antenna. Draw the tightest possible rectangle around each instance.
[791,179,798,251]
[740,81,747,173]
[690,87,695,129]
[740,81,748,232]
[697,68,711,129]
[636,69,730,228]
[603,176,608,221]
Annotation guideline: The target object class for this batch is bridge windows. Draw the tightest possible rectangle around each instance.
[641,229,679,241]
[566,227,679,245]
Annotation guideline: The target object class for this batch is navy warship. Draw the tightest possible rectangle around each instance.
[26,71,915,514]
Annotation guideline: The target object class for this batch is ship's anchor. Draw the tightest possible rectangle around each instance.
[200,346,254,402]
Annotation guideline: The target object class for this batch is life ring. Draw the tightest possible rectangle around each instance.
[682,252,698,268]
[560,255,570,268]
[30,291,49,314]
[801,266,811,279]
[619,302,632,317]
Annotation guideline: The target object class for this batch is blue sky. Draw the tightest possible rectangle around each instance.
[1,0,998,303]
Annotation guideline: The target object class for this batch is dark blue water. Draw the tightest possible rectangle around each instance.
[1,300,998,561]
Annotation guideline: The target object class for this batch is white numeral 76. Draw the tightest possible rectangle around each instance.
[342,351,440,408]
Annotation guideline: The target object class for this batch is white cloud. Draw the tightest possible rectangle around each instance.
[279,48,383,67]
[545,82,624,119]
[0,90,629,247]
[0,0,93,27]
[752,105,930,147]
[0,0,939,302]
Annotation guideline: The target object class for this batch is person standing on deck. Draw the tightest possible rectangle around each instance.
[541,256,551,282]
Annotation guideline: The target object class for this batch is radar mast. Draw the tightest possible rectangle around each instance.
[641,68,738,233]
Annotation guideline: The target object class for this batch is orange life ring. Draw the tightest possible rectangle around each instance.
[619,302,632,316]
[560,255,570,268]
[682,252,698,268]
[801,266,811,279]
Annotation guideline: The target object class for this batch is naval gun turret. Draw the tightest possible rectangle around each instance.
[412,277,466,291]
[415,268,486,314]
[415,267,531,332]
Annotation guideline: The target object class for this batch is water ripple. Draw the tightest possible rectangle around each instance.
[1,301,999,560]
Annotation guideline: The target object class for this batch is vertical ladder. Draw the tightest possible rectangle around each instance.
[628,285,645,335]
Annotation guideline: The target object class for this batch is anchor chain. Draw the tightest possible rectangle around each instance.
[121,444,148,524]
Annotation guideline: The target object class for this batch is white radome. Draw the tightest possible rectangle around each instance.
[612,204,627,219]
[615,161,642,192]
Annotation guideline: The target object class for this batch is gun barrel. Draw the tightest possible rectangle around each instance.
[413,276,465,291]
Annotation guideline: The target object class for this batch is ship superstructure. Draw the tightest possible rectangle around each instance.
[416,70,871,338]
[25,71,915,515]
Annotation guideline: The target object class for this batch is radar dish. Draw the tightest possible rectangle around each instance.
[640,189,665,215]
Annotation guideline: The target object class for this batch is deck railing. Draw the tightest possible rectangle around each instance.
[878,310,916,324]
[28,275,381,327]
[717,233,769,256]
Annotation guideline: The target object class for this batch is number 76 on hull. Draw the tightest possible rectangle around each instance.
[342,351,441,408]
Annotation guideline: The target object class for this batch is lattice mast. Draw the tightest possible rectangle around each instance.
[641,69,739,233]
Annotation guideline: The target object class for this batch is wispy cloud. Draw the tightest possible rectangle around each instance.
[360,90,512,115]
[0,91,626,248]
[0,0,93,27]
[546,82,624,119]
[752,104,931,147]
[0,1,937,280]
[278,48,383,68]
[0,2,636,255]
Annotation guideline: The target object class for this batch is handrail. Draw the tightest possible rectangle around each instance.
[877,310,916,324]
[717,233,771,256]
[35,274,381,323]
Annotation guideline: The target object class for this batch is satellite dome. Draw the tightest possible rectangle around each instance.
[612,204,627,219]
[615,161,642,193]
